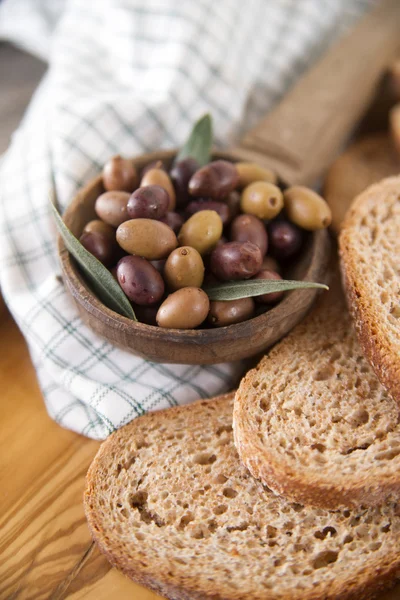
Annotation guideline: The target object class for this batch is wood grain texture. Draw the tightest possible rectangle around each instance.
[0,313,160,600]
[234,0,400,186]
[59,150,331,365]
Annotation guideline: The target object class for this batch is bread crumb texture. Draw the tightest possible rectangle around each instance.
[85,395,400,600]
[234,280,400,510]
[340,176,400,405]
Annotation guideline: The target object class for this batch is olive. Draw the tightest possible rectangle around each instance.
[141,168,176,211]
[230,214,268,257]
[79,231,116,266]
[83,219,115,240]
[210,241,262,281]
[127,185,169,220]
[268,219,303,259]
[261,255,281,274]
[95,191,130,227]
[103,155,137,192]
[141,160,166,178]
[235,162,277,188]
[252,269,284,304]
[160,211,185,233]
[189,160,239,199]
[170,157,199,207]
[186,199,231,225]
[208,298,255,327]
[241,181,283,220]
[156,287,210,329]
[224,190,241,219]
[134,304,159,325]
[283,186,332,230]
[116,256,164,305]
[150,259,166,273]
[178,210,223,255]
[164,246,205,290]
[116,219,177,260]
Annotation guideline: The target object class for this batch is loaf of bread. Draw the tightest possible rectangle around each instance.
[323,133,399,234]
[234,275,400,510]
[340,176,400,405]
[85,393,400,600]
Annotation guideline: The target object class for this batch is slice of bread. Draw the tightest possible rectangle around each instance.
[340,176,400,405]
[233,277,400,510]
[323,133,399,234]
[85,394,400,600]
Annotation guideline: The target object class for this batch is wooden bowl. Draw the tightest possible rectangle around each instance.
[58,150,331,365]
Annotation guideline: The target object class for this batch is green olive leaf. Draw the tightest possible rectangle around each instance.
[204,279,328,301]
[50,198,137,320]
[175,113,213,167]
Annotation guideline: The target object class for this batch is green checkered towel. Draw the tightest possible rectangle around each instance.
[0,0,372,439]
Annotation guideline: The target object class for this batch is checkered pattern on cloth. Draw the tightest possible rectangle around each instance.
[0,0,373,439]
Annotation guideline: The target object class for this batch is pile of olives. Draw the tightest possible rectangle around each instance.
[79,154,332,329]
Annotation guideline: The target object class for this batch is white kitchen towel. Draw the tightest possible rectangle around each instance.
[0,0,372,439]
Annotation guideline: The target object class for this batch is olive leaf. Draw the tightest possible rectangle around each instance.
[50,198,137,320]
[175,113,213,167]
[204,279,328,301]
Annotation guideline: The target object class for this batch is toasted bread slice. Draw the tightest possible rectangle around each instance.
[85,393,400,600]
[323,133,399,234]
[340,176,400,405]
[234,277,400,510]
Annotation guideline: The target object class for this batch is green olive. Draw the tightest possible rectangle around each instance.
[116,219,177,260]
[241,182,283,220]
[83,219,116,240]
[156,287,210,329]
[164,246,205,291]
[177,210,223,255]
[140,168,176,211]
[208,297,255,327]
[236,162,277,188]
[283,186,332,230]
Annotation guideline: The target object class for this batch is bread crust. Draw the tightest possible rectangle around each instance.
[324,133,399,235]
[85,395,400,600]
[339,176,400,406]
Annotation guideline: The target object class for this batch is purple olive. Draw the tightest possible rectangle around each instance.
[252,269,284,304]
[134,304,159,325]
[127,185,169,220]
[267,219,303,260]
[150,259,167,273]
[160,211,185,234]
[116,256,165,305]
[186,199,231,225]
[210,241,262,281]
[230,214,268,257]
[189,160,239,199]
[170,157,199,207]
[80,231,116,266]
[225,190,241,219]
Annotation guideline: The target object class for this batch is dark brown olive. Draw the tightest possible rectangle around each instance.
[230,214,268,257]
[134,304,159,325]
[150,259,166,273]
[268,219,303,259]
[186,199,231,225]
[80,231,116,266]
[261,255,281,273]
[160,211,185,233]
[170,158,199,207]
[253,269,284,304]
[189,160,239,199]
[95,191,130,227]
[210,241,262,281]
[141,160,166,178]
[127,185,169,220]
[83,219,116,240]
[208,298,255,327]
[116,256,164,305]
[103,155,137,192]
[225,190,241,219]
